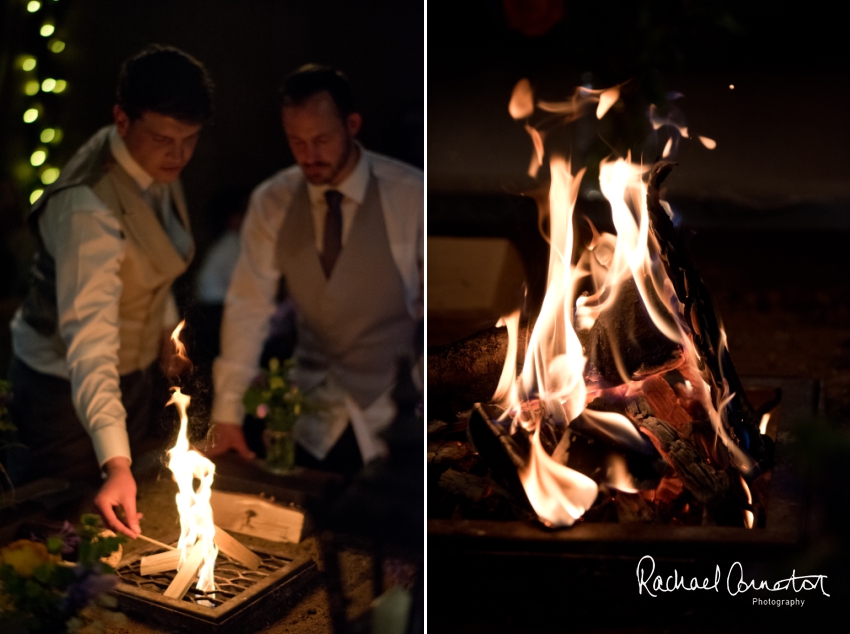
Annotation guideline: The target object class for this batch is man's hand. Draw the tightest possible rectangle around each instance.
[94,457,142,539]
[204,422,256,460]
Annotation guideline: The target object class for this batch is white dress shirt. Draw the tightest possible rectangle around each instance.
[211,148,423,462]
[10,126,181,467]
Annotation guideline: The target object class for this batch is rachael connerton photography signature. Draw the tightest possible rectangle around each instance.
[636,555,830,598]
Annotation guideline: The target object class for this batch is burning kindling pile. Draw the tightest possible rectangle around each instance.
[429,81,774,529]
[136,321,261,600]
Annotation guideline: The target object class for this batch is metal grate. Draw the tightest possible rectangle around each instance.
[117,549,292,608]
[113,541,317,633]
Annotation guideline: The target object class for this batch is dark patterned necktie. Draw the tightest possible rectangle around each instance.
[321,189,343,278]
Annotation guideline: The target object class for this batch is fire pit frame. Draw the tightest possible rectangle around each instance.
[113,541,317,633]
[428,377,815,560]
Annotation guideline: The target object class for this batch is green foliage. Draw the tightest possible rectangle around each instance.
[0,515,126,632]
[243,358,312,432]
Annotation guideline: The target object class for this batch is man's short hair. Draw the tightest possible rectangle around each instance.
[279,64,356,119]
[117,45,214,124]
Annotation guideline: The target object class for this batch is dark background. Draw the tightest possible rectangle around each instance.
[0,0,424,376]
[427,1,850,631]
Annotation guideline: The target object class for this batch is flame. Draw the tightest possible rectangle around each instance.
[493,81,751,528]
[525,125,545,177]
[698,136,717,150]
[606,454,638,493]
[740,474,754,529]
[519,426,598,527]
[171,319,188,358]
[166,323,218,593]
[509,78,534,120]
[596,86,620,119]
[759,413,771,436]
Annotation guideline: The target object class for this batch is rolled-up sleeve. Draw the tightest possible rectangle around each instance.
[41,187,130,467]
[211,185,285,424]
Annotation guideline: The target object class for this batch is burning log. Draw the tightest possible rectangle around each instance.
[612,491,655,523]
[163,545,205,600]
[428,323,529,410]
[580,277,683,387]
[646,163,766,463]
[138,527,261,575]
[213,527,261,570]
[637,417,729,505]
[429,277,684,409]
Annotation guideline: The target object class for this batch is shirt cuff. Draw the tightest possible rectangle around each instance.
[91,426,133,469]
[211,392,245,425]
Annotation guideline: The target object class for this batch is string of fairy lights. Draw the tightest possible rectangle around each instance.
[15,0,69,205]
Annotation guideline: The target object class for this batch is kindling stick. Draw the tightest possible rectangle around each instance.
[140,549,182,576]
[139,528,261,576]
[163,545,204,600]
[136,533,177,551]
[213,526,261,570]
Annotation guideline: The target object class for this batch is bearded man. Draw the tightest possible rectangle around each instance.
[208,65,422,475]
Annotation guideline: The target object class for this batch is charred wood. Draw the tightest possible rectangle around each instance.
[580,277,684,387]
[637,416,730,505]
[647,162,765,462]
[613,491,656,523]
[427,323,529,411]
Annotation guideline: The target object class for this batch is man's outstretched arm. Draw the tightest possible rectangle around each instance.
[209,185,284,458]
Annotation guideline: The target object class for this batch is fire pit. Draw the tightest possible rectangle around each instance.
[426,77,826,630]
[114,542,316,633]
[428,378,815,632]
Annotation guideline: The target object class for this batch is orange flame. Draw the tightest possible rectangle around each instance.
[740,474,754,529]
[492,81,755,527]
[509,78,534,120]
[166,322,218,593]
[171,319,188,358]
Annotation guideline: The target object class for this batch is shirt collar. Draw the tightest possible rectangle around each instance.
[306,143,370,207]
[108,125,154,192]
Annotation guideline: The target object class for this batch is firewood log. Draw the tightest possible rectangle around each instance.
[428,277,684,409]
[646,162,765,463]
[580,277,684,387]
[637,416,729,505]
[427,323,529,410]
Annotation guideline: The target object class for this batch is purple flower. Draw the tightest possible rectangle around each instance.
[62,566,119,614]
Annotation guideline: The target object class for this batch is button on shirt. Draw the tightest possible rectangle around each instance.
[10,126,182,467]
[211,148,423,462]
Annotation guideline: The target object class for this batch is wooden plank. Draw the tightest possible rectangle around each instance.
[163,545,203,600]
[210,489,304,543]
[214,526,261,570]
[140,549,181,576]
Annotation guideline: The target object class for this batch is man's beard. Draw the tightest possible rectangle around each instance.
[302,140,354,185]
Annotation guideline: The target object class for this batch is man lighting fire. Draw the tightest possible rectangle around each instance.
[208,65,422,474]
[7,46,213,538]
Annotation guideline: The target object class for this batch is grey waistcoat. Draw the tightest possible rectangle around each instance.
[20,126,194,375]
[275,172,416,409]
